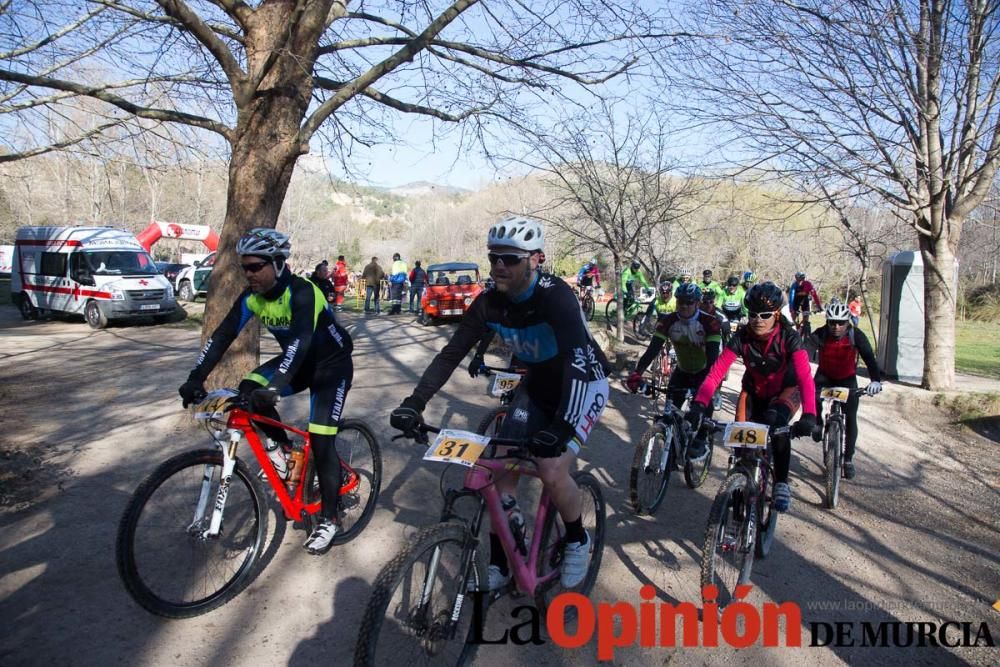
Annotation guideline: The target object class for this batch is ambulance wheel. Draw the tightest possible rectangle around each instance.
[19,293,39,321]
[85,300,109,329]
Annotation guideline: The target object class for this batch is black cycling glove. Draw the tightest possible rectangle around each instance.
[684,402,706,430]
[468,354,486,378]
[248,386,280,412]
[179,379,207,408]
[529,420,576,458]
[792,413,816,438]
[390,395,426,435]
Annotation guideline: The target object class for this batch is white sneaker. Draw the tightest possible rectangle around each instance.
[469,564,511,592]
[304,519,339,555]
[560,531,591,588]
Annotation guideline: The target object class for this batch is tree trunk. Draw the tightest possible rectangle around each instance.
[200,132,302,388]
[920,234,957,390]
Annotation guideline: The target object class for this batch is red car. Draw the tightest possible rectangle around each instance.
[419,262,483,325]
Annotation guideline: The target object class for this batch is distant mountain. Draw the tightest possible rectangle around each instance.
[387,181,471,197]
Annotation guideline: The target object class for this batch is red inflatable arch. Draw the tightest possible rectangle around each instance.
[137,221,219,252]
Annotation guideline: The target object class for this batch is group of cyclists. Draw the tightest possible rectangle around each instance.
[177,216,882,592]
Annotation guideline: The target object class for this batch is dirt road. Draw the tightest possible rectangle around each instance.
[1,307,997,666]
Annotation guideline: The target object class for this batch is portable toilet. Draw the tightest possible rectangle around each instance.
[877,251,957,383]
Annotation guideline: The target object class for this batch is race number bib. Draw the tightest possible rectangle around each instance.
[722,422,769,449]
[821,387,851,403]
[423,430,489,467]
[490,372,522,397]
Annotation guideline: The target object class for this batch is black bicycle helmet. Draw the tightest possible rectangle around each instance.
[630,260,641,270]
[701,289,717,304]
[744,281,784,312]
[658,279,673,296]
[726,275,739,287]
[674,283,702,303]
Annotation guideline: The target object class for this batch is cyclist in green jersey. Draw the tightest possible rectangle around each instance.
[626,283,723,461]
[698,269,722,300]
[621,260,651,310]
[644,279,676,319]
[720,274,746,322]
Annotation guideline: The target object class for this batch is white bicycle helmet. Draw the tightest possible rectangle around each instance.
[487,216,545,252]
[825,299,851,321]
[236,228,291,259]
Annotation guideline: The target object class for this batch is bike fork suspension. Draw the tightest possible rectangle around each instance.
[201,430,241,538]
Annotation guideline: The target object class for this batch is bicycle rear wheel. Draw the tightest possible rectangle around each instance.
[535,471,606,620]
[305,420,382,543]
[354,522,485,667]
[116,449,268,618]
[701,472,754,607]
[629,425,674,514]
[823,418,843,510]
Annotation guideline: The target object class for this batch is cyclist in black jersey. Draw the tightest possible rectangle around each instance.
[391,216,611,591]
[178,228,353,555]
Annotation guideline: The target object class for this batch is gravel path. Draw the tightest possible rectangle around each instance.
[1,307,997,666]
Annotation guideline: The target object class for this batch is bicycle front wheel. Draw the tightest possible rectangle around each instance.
[354,522,485,667]
[629,425,674,515]
[701,472,754,607]
[116,449,269,618]
[604,299,618,331]
[582,294,595,321]
[535,471,606,619]
[823,418,843,510]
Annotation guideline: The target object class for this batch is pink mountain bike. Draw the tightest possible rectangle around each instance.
[354,421,605,666]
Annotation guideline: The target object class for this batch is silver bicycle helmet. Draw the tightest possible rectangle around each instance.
[487,216,545,252]
[825,299,851,321]
[236,228,291,258]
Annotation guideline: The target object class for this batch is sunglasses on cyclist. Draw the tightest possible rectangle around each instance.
[488,252,531,266]
[827,320,848,326]
[747,310,777,320]
[676,299,698,307]
[240,260,271,274]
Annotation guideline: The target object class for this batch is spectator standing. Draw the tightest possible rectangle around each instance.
[848,295,862,328]
[408,260,428,313]
[332,255,350,312]
[389,252,408,315]
[361,256,385,314]
[310,261,336,303]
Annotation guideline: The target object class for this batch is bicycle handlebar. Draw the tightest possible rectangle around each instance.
[392,421,536,460]
[480,365,526,377]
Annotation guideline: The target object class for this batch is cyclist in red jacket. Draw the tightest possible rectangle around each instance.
[685,282,816,512]
[808,299,883,479]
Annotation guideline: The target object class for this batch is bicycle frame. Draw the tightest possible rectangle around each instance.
[194,408,362,538]
[440,455,559,598]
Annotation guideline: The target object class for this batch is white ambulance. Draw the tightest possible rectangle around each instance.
[11,226,178,329]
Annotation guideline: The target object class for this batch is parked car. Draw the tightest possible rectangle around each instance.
[175,251,216,301]
[155,261,189,283]
[419,262,483,325]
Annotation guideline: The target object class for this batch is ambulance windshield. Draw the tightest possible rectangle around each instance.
[86,251,160,276]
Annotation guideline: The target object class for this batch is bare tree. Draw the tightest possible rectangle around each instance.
[675,0,1000,389]
[510,105,702,343]
[1,0,685,381]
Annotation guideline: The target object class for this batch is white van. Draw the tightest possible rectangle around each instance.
[11,226,178,329]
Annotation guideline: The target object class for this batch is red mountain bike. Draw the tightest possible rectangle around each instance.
[116,389,381,618]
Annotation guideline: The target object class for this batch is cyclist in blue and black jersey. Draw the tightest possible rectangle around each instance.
[391,216,611,591]
[178,228,353,555]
